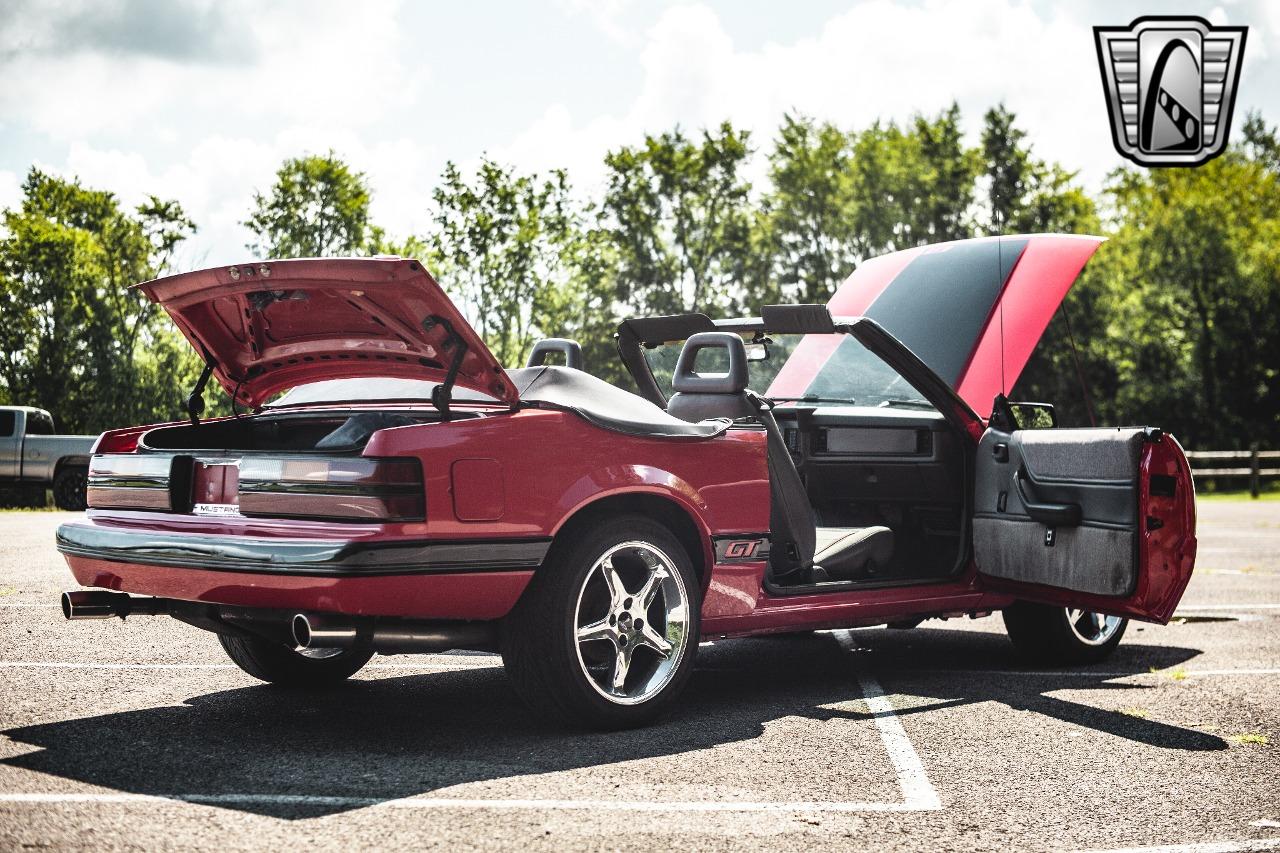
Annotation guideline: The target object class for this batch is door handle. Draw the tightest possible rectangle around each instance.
[1015,469,1082,527]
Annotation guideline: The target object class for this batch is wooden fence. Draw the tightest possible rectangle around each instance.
[1185,445,1280,498]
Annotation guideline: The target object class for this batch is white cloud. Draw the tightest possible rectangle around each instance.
[0,170,22,218]
[491,0,1120,197]
[0,0,413,140]
[3,0,1277,266]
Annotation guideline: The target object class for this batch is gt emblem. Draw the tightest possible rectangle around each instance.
[725,540,760,559]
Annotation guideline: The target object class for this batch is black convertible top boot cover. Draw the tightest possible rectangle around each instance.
[509,367,732,439]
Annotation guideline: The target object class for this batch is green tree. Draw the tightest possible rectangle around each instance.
[0,169,201,431]
[243,152,372,258]
[428,159,577,368]
[602,122,753,315]
[757,113,858,303]
[1242,111,1280,174]
[981,104,1032,233]
[847,105,980,256]
[912,103,979,242]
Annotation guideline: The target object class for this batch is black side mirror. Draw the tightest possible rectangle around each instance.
[1008,402,1059,430]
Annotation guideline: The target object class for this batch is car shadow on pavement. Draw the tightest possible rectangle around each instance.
[789,626,1229,752]
[1,626,1223,818]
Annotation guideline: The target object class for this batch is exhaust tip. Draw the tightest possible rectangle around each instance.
[291,614,313,648]
[61,590,120,620]
[292,613,358,649]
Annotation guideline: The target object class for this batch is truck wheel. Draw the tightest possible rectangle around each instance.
[501,514,701,730]
[52,466,88,511]
[218,633,373,686]
[1003,602,1128,665]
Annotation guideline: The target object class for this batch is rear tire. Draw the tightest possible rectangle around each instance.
[52,466,87,511]
[1003,602,1127,666]
[501,514,701,730]
[218,634,372,686]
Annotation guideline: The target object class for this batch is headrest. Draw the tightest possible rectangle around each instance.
[671,332,748,394]
[527,338,584,370]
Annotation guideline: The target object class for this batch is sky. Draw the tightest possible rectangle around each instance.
[1,0,1277,269]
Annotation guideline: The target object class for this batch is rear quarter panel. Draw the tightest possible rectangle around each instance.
[364,408,771,561]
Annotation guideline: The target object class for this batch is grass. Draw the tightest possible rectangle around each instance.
[1119,708,1150,719]
[1196,486,1280,502]
[1149,666,1189,681]
[1227,733,1270,746]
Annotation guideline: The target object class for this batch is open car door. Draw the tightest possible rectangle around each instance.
[840,316,1197,625]
[973,420,1198,624]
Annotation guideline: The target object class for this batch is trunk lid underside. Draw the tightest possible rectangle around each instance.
[138,257,518,409]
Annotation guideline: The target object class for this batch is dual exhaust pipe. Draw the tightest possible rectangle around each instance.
[291,613,496,654]
[61,590,495,655]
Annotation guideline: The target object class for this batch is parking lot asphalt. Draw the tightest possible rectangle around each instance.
[0,503,1277,852]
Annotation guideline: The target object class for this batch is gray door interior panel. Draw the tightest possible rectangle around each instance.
[974,427,1146,597]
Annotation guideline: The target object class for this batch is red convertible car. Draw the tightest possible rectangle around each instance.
[57,234,1197,729]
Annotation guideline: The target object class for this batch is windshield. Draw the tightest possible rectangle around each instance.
[642,333,934,410]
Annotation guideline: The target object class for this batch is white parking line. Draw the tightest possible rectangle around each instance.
[0,652,939,814]
[894,668,1280,679]
[0,655,499,671]
[836,630,941,811]
[4,661,1276,679]
[0,789,935,816]
[1074,838,1280,853]
[0,791,930,812]
[1178,603,1280,610]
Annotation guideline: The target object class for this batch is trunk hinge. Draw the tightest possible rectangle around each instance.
[187,348,217,426]
[423,315,468,418]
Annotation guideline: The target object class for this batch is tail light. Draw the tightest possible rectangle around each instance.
[87,454,183,510]
[87,454,425,522]
[237,457,424,521]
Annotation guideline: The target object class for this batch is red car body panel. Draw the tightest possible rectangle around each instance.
[65,554,533,620]
[62,237,1196,643]
[768,235,1105,418]
[137,257,519,408]
[970,435,1198,623]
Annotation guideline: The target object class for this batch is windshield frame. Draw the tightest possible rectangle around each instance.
[615,311,983,434]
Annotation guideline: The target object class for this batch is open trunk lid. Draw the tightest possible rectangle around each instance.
[137,257,518,409]
[819,234,1104,418]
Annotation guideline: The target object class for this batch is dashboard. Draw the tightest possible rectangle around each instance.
[773,405,962,502]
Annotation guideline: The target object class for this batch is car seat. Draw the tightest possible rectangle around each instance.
[666,331,894,583]
[527,338,584,370]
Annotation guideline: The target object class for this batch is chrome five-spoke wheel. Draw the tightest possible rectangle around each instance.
[1003,600,1129,665]
[574,541,690,705]
[1065,608,1124,646]
[500,514,701,728]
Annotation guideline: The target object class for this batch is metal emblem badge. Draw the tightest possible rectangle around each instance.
[1094,16,1247,167]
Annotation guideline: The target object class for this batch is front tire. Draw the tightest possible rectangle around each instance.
[501,514,701,730]
[52,466,87,511]
[1003,602,1128,666]
[218,633,372,686]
